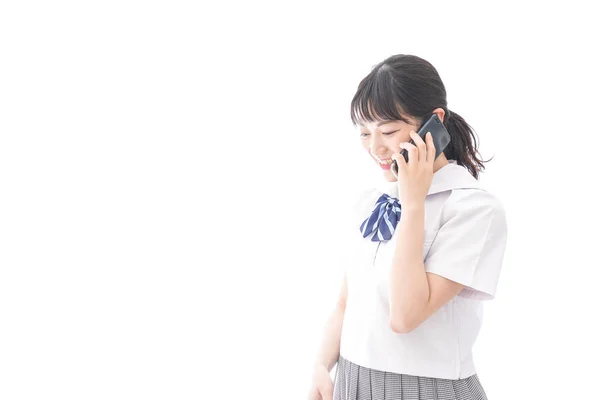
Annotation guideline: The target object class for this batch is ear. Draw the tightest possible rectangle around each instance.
[432,108,446,124]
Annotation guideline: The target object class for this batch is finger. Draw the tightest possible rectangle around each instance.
[391,151,405,166]
[426,131,436,164]
[391,152,405,175]
[399,141,418,164]
[409,130,427,163]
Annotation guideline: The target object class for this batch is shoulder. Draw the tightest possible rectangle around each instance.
[441,188,506,225]
[345,186,379,213]
[346,187,380,226]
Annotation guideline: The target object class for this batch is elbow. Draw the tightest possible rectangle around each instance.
[337,297,347,312]
[389,317,414,334]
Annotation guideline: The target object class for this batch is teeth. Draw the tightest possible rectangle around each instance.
[378,159,393,165]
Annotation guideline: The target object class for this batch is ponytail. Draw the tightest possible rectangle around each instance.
[443,109,492,180]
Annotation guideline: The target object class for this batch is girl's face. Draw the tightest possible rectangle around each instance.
[359,117,420,182]
[358,109,447,182]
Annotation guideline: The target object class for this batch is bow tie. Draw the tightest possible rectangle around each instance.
[359,193,402,242]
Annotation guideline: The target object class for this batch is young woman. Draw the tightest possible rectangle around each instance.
[308,54,508,400]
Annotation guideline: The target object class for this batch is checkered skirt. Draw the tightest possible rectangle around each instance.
[333,356,488,400]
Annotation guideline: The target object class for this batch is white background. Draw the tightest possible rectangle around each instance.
[1,1,599,399]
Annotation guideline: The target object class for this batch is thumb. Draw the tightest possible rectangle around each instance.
[390,153,403,177]
[391,151,406,165]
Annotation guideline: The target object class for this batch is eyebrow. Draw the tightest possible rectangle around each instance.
[359,120,397,128]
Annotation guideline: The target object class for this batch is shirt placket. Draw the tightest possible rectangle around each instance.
[372,241,382,266]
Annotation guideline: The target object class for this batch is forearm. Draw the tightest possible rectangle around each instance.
[313,305,345,373]
[389,204,429,330]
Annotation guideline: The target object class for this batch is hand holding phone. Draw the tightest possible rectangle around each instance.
[390,113,451,178]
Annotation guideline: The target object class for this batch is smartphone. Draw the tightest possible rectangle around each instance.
[390,113,451,178]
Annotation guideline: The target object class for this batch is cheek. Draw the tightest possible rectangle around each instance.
[398,129,411,140]
[395,133,411,147]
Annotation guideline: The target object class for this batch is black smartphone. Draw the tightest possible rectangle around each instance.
[390,113,451,178]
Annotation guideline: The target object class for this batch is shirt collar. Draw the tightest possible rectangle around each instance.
[374,160,481,199]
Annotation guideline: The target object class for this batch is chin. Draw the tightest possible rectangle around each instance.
[383,171,398,182]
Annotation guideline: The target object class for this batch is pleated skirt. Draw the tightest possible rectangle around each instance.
[333,355,488,400]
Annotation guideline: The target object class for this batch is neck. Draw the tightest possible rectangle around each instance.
[433,154,450,173]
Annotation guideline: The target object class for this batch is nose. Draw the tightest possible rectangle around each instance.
[369,134,387,157]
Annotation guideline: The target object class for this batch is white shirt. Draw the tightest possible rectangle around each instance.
[339,160,508,379]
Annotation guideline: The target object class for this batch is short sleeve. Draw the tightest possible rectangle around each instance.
[424,190,508,301]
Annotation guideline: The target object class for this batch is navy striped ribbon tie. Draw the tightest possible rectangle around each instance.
[359,193,402,242]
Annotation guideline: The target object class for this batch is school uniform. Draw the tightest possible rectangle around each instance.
[333,160,508,400]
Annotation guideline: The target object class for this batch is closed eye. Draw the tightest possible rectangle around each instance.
[360,130,399,137]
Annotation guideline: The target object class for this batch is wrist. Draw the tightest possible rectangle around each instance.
[312,362,330,375]
[401,202,425,212]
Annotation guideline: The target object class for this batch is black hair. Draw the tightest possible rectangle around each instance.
[350,54,491,179]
